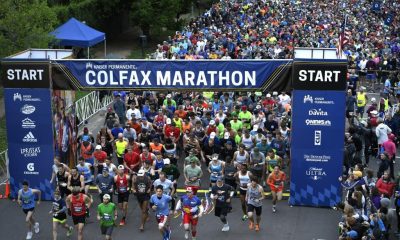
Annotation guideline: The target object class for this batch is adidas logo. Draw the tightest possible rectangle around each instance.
[22,118,36,129]
[23,132,38,142]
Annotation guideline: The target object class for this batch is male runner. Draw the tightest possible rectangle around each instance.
[95,167,114,202]
[114,165,130,226]
[66,187,93,240]
[246,178,264,231]
[50,189,73,240]
[175,187,202,240]
[267,165,286,212]
[234,164,253,221]
[150,185,173,240]
[97,194,117,240]
[18,181,41,240]
[76,157,94,195]
[55,164,70,198]
[132,169,152,231]
[210,176,234,232]
[153,172,175,212]
[67,167,85,193]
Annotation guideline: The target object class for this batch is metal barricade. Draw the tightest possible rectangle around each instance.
[0,150,9,185]
[75,91,113,126]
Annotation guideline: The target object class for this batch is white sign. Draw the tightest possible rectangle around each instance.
[306,167,327,181]
[13,93,41,102]
[24,163,39,175]
[21,104,36,115]
[20,147,41,157]
[305,119,331,126]
[314,130,321,146]
[308,109,328,116]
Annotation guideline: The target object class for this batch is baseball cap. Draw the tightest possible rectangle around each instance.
[226,140,232,145]
[216,176,224,182]
[166,94,172,98]
[212,154,219,160]
[102,167,109,173]
[210,132,216,139]
[166,118,172,124]
[186,186,193,192]
[95,145,102,150]
[164,158,171,165]
[371,97,376,103]
[209,120,215,125]
[118,165,124,170]
[266,93,271,98]
[142,117,147,121]
[224,132,230,139]
[137,169,145,176]
[103,194,111,200]
[241,106,247,111]
[353,171,362,178]
[370,110,378,115]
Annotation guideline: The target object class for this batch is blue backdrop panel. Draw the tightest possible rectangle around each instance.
[290,90,346,207]
[4,88,54,200]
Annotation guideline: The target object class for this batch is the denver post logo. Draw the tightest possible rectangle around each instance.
[303,95,313,103]
[13,93,22,101]
[86,62,93,69]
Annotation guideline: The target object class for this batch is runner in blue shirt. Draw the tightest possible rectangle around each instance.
[17,181,41,240]
[150,185,172,240]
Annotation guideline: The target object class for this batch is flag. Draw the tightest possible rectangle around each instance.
[337,15,350,58]
[372,1,381,11]
[385,13,394,25]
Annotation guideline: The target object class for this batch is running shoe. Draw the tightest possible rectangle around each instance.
[26,232,33,240]
[249,222,254,230]
[255,224,260,232]
[221,224,230,232]
[119,218,126,226]
[184,231,189,239]
[272,207,277,213]
[241,215,248,221]
[165,227,171,240]
[34,222,40,233]
[67,226,73,237]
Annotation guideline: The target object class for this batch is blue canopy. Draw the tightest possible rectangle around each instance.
[50,18,105,47]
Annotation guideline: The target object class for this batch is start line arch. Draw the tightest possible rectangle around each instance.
[1,57,347,207]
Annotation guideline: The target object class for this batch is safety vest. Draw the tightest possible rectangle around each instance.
[356,92,367,107]
[115,141,127,157]
[384,98,389,111]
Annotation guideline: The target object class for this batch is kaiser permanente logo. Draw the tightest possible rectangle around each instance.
[22,118,36,129]
[303,95,334,105]
[23,132,38,142]
[13,92,41,102]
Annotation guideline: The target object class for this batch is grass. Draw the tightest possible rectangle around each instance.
[0,117,7,153]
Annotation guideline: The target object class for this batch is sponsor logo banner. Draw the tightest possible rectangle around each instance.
[55,60,291,90]
[4,88,54,200]
[290,90,345,207]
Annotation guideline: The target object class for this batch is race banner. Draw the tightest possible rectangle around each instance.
[289,90,346,207]
[4,88,54,200]
[1,61,50,88]
[53,60,292,91]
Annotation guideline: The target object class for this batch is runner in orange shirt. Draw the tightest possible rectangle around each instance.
[266,166,286,213]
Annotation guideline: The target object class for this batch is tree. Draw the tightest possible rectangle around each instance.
[0,0,58,58]
[131,0,189,37]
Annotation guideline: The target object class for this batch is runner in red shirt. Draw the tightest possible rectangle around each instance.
[123,147,141,174]
[66,187,92,240]
[114,165,130,226]
[165,122,181,144]
[93,145,107,174]
[267,166,286,213]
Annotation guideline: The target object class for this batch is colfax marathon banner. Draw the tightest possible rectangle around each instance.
[4,88,54,200]
[290,60,346,207]
[53,60,292,91]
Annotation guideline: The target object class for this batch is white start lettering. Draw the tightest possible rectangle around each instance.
[298,70,341,82]
[7,69,44,81]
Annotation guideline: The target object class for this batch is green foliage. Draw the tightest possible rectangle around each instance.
[132,0,189,36]
[0,0,58,58]
[0,117,7,152]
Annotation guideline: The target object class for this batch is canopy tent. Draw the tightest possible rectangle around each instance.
[50,18,106,58]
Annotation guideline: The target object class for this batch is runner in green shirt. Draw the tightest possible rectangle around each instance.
[230,113,243,132]
[238,106,252,130]
[97,194,117,240]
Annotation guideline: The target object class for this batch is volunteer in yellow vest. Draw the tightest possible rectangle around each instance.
[356,87,368,118]
[114,133,128,165]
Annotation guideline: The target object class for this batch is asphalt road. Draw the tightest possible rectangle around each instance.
[0,194,340,240]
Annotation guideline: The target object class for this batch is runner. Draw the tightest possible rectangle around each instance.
[50,189,73,240]
[174,187,202,240]
[208,154,225,187]
[235,164,253,221]
[17,181,41,240]
[76,157,94,195]
[267,165,286,213]
[246,177,265,232]
[95,167,114,202]
[97,194,117,240]
[132,169,152,231]
[55,164,71,198]
[210,176,234,232]
[68,167,85,193]
[184,158,203,195]
[162,158,180,211]
[66,187,92,240]
[114,165,130,226]
[150,185,173,240]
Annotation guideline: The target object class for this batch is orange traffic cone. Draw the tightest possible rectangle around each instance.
[4,181,10,199]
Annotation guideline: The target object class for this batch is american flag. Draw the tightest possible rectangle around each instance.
[337,15,351,58]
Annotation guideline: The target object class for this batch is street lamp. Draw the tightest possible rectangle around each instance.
[139,35,147,59]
